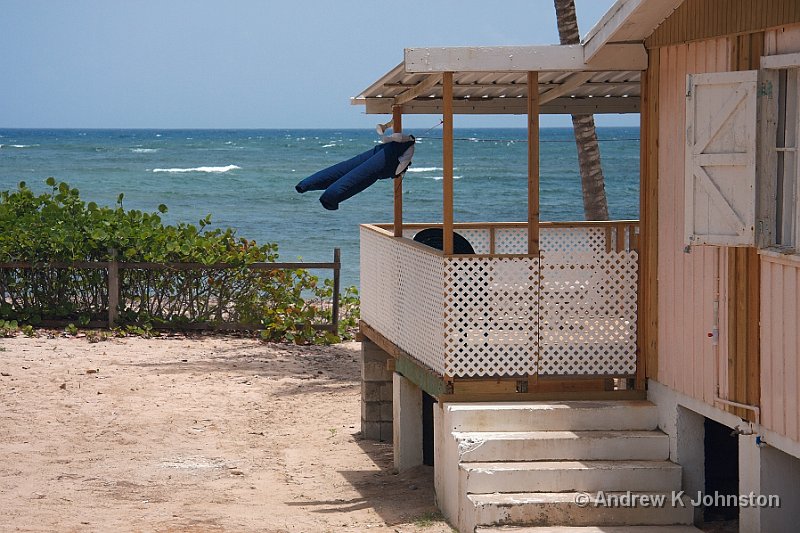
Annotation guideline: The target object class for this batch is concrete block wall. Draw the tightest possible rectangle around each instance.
[361,339,393,441]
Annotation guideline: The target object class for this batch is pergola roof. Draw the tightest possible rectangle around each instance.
[351,0,687,116]
[352,63,641,115]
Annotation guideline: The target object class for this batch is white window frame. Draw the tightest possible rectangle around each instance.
[761,53,800,253]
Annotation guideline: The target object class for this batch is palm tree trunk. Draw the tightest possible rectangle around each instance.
[553,0,610,221]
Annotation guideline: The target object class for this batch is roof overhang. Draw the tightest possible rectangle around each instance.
[583,0,685,60]
[352,57,642,115]
[350,0,690,116]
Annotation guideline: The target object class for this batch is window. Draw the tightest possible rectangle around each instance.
[776,68,800,248]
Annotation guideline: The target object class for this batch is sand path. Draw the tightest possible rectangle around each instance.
[0,335,453,533]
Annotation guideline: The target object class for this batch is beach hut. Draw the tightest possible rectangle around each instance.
[352,1,800,531]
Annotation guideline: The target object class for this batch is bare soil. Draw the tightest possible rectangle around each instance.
[0,334,454,533]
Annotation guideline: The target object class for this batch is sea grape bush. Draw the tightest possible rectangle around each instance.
[0,179,358,343]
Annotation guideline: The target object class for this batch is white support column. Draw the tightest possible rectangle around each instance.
[739,434,761,532]
[393,372,423,471]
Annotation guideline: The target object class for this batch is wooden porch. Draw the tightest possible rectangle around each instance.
[358,220,644,401]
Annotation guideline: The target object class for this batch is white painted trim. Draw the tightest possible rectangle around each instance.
[584,0,644,59]
[759,247,800,267]
[404,43,647,73]
[648,380,800,461]
[761,52,800,70]
[584,0,685,60]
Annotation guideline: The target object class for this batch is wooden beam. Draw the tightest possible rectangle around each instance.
[528,71,540,255]
[443,71,454,255]
[360,96,640,115]
[539,72,595,105]
[583,0,684,60]
[393,106,403,237]
[382,80,637,91]
[404,44,647,73]
[393,73,442,106]
[761,52,800,70]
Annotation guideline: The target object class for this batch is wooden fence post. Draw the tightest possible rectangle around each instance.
[108,249,119,328]
[332,248,341,334]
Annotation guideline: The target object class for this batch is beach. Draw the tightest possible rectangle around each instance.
[0,335,451,533]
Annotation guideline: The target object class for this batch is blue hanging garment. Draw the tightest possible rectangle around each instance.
[295,134,415,210]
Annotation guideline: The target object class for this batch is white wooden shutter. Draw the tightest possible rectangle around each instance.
[685,70,757,247]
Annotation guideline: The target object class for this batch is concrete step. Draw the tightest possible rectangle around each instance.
[467,492,694,528]
[454,430,670,462]
[476,527,704,533]
[445,401,659,433]
[460,460,682,494]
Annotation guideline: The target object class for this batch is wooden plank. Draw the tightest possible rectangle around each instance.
[404,44,647,73]
[439,389,646,403]
[393,73,442,106]
[782,262,798,440]
[361,96,641,115]
[392,106,403,238]
[584,0,686,59]
[538,72,595,105]
[443,72,454,256]
[528,71,540,255]
[639,47,659,385]
[757,70,779,249]
[761,261,774,430]
[107,254,119,328]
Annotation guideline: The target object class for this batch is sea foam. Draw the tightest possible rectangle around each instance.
[131,148,159,153]
[152,165,241,173]
[405,166,442,173]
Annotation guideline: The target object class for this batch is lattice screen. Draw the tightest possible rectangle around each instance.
[362,225,638,379]
[361,227,446,375]
[538,250,638,375]
[443,256,539,377]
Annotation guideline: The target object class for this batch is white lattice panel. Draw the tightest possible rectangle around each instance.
[540,226,607,253]
[457,229,491,254]
[494,228,529,254]
[444,257,539,377]
[361,227,446,375]
[538,250,638,375]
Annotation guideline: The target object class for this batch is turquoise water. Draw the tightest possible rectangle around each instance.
[0,128,639,287]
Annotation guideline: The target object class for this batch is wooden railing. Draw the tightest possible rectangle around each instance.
[0,249,341,331]
[360,222,639,380]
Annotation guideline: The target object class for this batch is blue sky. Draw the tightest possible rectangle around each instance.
[0,0,636,129]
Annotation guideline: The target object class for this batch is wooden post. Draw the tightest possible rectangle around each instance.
[443,71,454,255]
[393,106,404,237]
[107,249,119,328]
[527,71,540,255]
[332,247,341,334]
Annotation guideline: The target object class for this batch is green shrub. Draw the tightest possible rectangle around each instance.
[0,179,358,343]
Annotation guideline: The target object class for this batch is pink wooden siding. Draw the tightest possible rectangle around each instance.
[765,23,800,55]
[656,38,732,405]
[760,24,800,442]
[760,255,800,441]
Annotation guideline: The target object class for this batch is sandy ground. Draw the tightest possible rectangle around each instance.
[0,334,454,533]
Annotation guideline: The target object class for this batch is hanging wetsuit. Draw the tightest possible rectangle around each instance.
[295,133,415,210]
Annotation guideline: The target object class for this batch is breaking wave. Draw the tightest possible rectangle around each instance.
[152,165,241,173]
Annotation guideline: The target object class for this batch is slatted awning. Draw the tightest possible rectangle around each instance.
[351,62,641,115]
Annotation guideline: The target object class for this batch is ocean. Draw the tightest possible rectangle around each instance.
[0,128,640,288]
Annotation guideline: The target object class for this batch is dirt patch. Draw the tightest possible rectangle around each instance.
[0,335,454,532]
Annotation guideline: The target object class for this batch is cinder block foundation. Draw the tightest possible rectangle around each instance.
[360,339,393,441]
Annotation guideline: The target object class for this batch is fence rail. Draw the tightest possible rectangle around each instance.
[0,248,341,332]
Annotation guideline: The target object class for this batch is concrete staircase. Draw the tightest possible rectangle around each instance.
[434,401,703,533]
